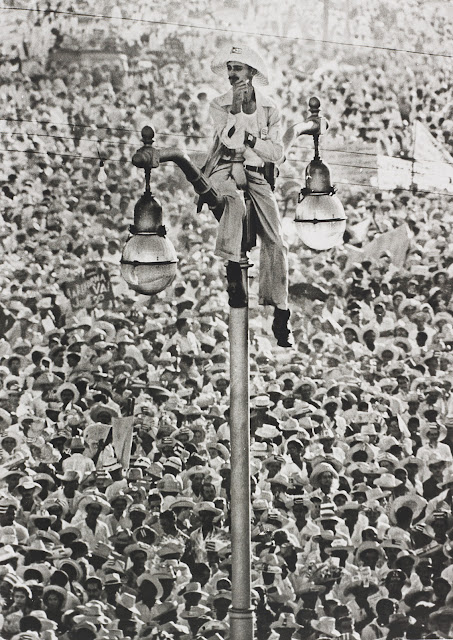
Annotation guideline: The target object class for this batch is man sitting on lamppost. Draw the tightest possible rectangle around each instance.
[203,43,292,347]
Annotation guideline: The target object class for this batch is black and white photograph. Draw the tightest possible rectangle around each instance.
[0,1,453,639]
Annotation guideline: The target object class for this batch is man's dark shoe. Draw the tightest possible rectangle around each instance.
[272,308,292,347]
[226,261,247,308]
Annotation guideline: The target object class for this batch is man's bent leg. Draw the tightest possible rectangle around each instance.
[246,173,289,309]
[209,165,248,307]
[246,172,292,346]
[210,165,246,263]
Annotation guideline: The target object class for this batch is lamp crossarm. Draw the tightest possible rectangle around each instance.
[159,148,226,221]
[131,126,226,221]
[283,116,329,154]
[282,95,329,158]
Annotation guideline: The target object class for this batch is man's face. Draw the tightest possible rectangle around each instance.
[227,61,254,86]
[86,504,102,520]
[2,438,16,453]
[375,305,385,318]
[60,390,75,404]
[8,358,20,375]
[319,471,333,490]
[21,488,35,500]
[416,562,432,582]
[86,581,102,600]
[202,483,217,502]
[64,480,79,494]
[53,353,65,367]
[430,461,445,480]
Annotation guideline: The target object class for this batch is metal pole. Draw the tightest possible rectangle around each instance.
[323,0,330,42]
[323,0,330,56]
[229,255,254,640]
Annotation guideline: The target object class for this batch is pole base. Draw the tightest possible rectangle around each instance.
[230,607,255,640]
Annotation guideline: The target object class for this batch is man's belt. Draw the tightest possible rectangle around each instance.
[244,165,265,174]
[218,159,265,175]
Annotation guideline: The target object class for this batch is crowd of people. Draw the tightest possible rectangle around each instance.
[0,1,453,639]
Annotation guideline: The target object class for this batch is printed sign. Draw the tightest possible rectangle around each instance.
[62,264,114,311]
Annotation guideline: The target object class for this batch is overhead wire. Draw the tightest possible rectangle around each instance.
[0,6,451,196]
[0,117,206,139]
[1,4,452,59]
[0,131,377,171]
[2,146,453,199]
[2,123,453,168]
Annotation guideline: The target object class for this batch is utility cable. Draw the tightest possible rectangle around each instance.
[2,122,453,167]
[1,5,452,59]
[2,146,453,199]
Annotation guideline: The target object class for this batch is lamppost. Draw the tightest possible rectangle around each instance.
[120,97,344,640]
[285,96,346,250]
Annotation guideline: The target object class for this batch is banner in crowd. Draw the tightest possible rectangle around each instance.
[62,263,114,310]
[375,122,453,193]
[413,120,453,163]
[376,155,413,190]
[412,159,453,193]
[412,121,453,193]
[111,416,134,469]
[349,218,372,244]
[345,224,410,270]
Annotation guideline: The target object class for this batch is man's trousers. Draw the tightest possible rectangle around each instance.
[209,163,289,309]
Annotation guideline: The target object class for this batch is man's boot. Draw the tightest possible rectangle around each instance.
[226,261,247,308]
[272,308,292,347]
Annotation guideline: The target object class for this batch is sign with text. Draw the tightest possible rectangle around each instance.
[62,264,114,311]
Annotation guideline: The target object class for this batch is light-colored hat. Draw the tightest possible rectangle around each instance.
[42,585,67,603]
[311,616,340,637]
[374,473,402,489]
[168,497,196,511]
[136,573,164,598]
[440,469,453,487]
[420,422,447,441]
[115,592,140,614]
[356,540,385,562]
[211,43,269,85]
[92,541,114,559]
[13,477,41,497]
[251,395,273,409]
[56,383,80,403]
[400,456,424,471]
[389,494,427,525]
[123,542,152,559]
[29,509,57,524]
[255,424,280,439]
[78,494,110,515]
[271,612,300,630]
[194,501,223,517]
[56,469,80,482]
[180,581,209,598]
[0,545,17,562]
[309,462,339,488]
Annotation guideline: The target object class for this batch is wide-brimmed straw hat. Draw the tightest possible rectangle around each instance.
[42,584,67,603]
[211,43,269,85]
[309,462,339,488]
[311,616,340,637]
[78,494,110,515]
[389,494,427,525]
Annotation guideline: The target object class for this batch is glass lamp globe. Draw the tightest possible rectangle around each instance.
[294,193,346,251]
[121,233,178,295]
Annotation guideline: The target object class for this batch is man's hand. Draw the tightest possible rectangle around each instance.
[231,79,248,114]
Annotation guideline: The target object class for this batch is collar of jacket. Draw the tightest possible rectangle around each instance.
[217,87,276,108]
